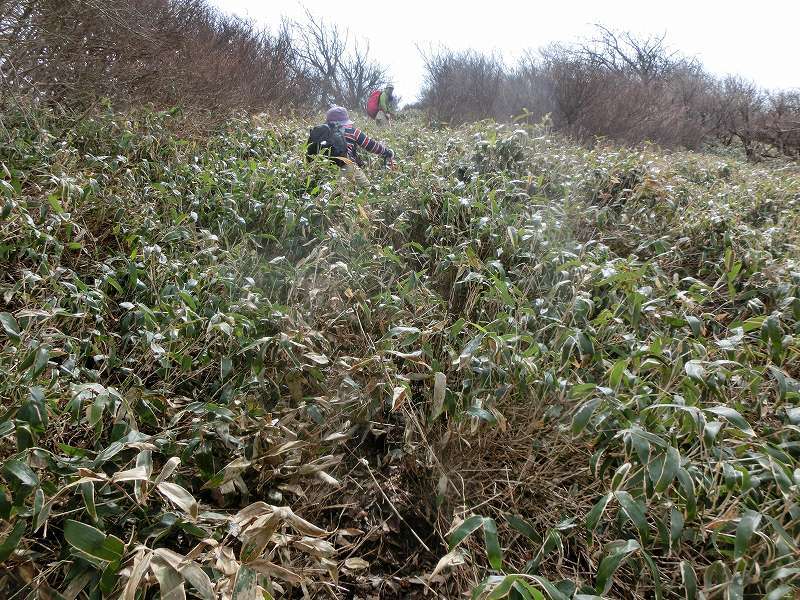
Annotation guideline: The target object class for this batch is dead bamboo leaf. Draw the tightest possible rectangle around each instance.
[429,548,466,579]
[151,560,186,600]
[431,371,447,421]
[153,548,214,600]
[122,549,153,600]
[155,457,181,485]
[157,482,198,519]
[344,557,370,571]
[248,559,304,583]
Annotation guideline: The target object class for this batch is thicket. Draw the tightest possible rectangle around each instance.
[1,103,800,598]
[420,27,800,159]
[0,0,387,115]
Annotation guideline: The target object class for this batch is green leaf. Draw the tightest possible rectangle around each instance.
[670,506,684,552]
[676,468,697,521]
[486,575,517,600]
[595,539,640,594]
[609,358,628,389]
[0,520,26,562]
[483,517,503,570]
[686,316,703,337]
[18,387,48,441]
[762,315,782,344]
[614,491,649,543]
[63,520,124,563]
[680,561,697,600]
[0,312,20,341]
[527,576,569,600]
[506,514,540,543]
[32,346,49,377]
[586,493,613,533]
[650,446,680,493]
[81,481,97,521]
[570,383,598,398]
[472,577,492,600]
[221,357,233,380]
[705,406,755,436]
[734,510,761,560]
[3,459,39,487]
[575,331,595,357]
[449,515,485,549]
[48,194,64,214]
[738,315,765,333]
[513,581,546,600]
[572,398,602,434]
[766,585,794,600]
[100,559,122,595]
[639,549,663,600]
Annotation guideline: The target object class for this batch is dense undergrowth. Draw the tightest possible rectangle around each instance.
[1,106,799,599]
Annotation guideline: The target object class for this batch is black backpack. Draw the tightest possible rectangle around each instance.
[306,122,348,164]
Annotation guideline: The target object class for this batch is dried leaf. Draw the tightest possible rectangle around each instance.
[155,457,181,485]
[153,548,214,600]
[391,385,407,411]
[152,560,186,600]
[429,549,465,578]
[344,557,370,571]
[430,371,447,421]
[112,465,150,483]
[122,549,152,600]
[157,482,199,519]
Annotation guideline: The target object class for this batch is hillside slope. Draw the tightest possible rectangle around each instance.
[1,108,800,599]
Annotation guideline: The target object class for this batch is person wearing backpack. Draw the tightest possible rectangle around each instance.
[366,85,397,125]
[307,106,396,187]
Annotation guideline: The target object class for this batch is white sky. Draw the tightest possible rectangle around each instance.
[209,0,799,103]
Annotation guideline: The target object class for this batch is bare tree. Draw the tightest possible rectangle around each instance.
[293,10,386,111]
[758,91,800,158]
[577,25,690,83]
[712,76,765,158]
[418,29,719,150]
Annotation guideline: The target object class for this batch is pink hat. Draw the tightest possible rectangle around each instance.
[325,106,353,126]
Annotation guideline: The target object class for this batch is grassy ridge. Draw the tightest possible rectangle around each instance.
[1,107,799,599]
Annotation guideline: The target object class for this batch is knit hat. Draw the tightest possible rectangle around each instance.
[325,106,353,126]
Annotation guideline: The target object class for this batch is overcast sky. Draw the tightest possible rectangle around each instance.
[209,0,799,104]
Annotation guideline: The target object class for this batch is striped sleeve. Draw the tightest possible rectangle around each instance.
[346,127,387,156]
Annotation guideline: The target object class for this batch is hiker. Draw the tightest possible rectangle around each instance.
[306,106,396,187]
[366,85,397,125]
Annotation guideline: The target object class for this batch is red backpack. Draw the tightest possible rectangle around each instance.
[366,90,382,118]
